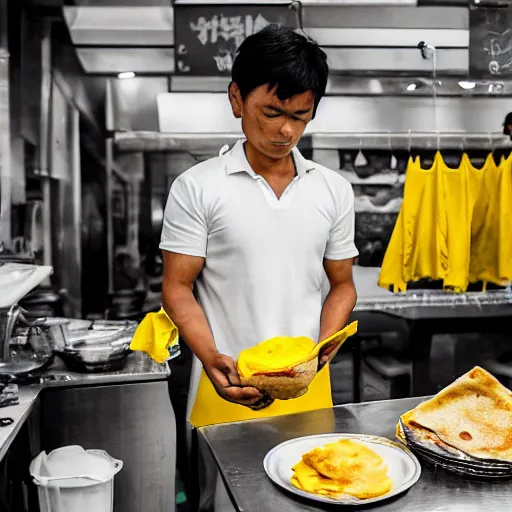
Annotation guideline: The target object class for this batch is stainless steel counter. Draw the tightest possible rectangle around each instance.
[46,350,170,386]
[0,385,40,461]
[0,351,170,462]
[199,397,512,511]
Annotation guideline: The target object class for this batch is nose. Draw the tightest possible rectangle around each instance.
[279,120,294,139]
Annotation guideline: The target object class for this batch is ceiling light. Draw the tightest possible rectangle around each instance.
[406,83,417,92]
[458,81,476,90]
[118,71,135,79]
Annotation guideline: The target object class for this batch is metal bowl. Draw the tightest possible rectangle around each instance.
[56,332,132,373]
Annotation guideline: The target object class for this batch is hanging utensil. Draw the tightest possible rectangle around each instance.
[354,140,368,167]
[418,42,439,149]
[388,132,398,170]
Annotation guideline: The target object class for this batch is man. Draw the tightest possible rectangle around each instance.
[161,24,358,509]
[503,112,512,140]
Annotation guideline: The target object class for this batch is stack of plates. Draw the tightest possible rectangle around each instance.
[397,419,512,479]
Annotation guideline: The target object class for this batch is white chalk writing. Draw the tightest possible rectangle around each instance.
[190,13,271,47]
[213,52,234,72]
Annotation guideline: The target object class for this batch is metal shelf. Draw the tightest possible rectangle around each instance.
[113,130,512,153]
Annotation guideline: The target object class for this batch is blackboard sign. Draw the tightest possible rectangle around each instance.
[174,3,297,76]
[470,6,512,78]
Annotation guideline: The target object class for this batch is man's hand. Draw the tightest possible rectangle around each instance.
[203,352,269,407]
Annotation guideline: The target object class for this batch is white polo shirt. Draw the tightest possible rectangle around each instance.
[160,140,358,359]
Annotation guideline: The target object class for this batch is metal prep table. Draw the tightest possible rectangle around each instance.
[199,397,512,512]
[382,303,512,396]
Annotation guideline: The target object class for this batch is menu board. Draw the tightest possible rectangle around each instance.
[470,5,512,78]
[174,3,297,76]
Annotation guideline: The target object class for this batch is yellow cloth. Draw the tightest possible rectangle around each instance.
[474,153,512,286]
[129,308,179,364]
[440,153,482,292]
[497,154,512,283]
[379,152,508,293]
[468,153,498,285]
[189,364,333,428]
[379,154,447,291]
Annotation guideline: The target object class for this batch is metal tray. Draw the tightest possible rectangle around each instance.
[397,419,512,479]
[264,433,421,506]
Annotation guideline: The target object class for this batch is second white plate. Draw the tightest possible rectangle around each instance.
[263,433,421,506]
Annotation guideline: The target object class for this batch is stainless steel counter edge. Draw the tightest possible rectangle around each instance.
[0,351,170,462]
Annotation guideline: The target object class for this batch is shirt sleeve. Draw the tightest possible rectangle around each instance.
[159,175,208,257]
[324,183,359,261]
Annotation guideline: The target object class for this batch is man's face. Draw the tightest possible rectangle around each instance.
[229,83,315,160]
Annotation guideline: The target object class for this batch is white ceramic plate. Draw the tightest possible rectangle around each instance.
[263,433,421,506]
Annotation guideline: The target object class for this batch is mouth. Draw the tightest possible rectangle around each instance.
[270,141,292,147]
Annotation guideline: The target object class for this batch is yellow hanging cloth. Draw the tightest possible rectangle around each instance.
[129,307,179,364]
[470,153,512,286]
[378,204,406,293]
[440,153,483,292]
[378,156,417,292]
[379,154,447,291]
[403,152,448,286]
[468,153,497,285]
[498,153,512,283]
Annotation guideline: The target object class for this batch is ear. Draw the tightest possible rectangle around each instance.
[228,82,243,119]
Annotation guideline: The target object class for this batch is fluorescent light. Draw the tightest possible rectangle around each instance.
[118,71,135,79]
[406,83,417,91]
[458,81,475,90]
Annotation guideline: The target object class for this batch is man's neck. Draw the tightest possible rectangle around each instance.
[244,141,296,178]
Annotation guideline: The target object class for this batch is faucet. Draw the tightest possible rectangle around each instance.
[0,304,28,362]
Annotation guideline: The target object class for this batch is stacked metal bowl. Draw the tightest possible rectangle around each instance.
[53,319,136,373]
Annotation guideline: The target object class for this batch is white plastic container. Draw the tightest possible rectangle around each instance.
[29,445,123,512]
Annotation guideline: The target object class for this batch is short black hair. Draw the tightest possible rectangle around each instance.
[231,24,329,117]
[504,112,512,135]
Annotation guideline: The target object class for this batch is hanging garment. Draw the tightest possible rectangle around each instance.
[378,156,417,292]
[379,154,447,291]
[498,153,512,283]
[468,153,498,286]
[470,153,512,287]
[440,153,484,292]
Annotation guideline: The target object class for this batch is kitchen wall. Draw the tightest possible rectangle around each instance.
[156,93,512,136]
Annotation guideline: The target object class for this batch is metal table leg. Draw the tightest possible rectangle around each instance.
[351,338,362,403]
[408,320,434,397]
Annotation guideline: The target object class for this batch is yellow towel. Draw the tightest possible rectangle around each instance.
[129,308,179,363]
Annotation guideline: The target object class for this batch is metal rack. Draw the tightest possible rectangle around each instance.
[112,130,512,153]
[310,131,512,150]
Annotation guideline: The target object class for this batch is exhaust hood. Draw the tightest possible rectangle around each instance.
[64,5,469,75]
[63,7,174,46]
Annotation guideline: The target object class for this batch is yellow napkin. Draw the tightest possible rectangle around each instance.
[129,308,179,364]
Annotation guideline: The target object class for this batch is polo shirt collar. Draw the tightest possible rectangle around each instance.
[225,140,315,178]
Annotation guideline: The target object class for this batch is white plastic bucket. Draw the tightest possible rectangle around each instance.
[29,445,123,512]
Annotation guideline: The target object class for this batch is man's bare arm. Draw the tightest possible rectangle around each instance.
[319,258,357,342]
[161,250,262,406]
